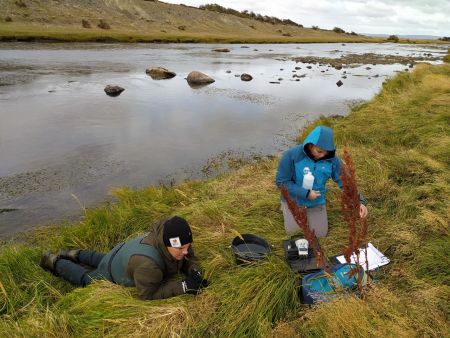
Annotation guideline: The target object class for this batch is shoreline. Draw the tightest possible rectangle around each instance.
[0,26,446,45]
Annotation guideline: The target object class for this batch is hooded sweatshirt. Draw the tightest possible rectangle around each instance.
[125,219,195,300]
[276,126,365,208]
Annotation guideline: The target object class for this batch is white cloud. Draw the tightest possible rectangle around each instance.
[162,0,450,36]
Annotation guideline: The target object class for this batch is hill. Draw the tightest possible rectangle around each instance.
[1,0,382,43]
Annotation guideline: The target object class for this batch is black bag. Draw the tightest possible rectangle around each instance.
[283,238,323,274]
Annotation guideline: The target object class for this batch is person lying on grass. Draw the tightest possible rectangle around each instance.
[276,125,368,238]
[40,216,208,299]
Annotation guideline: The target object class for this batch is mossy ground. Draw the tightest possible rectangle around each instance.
[0,60,449,337]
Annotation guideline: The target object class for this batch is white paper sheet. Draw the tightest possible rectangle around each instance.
[336,243,390,271]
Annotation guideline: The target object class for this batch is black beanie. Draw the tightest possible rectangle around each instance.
[163,216,193,247]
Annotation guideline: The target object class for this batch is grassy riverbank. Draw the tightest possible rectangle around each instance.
[0,24,379,43]
[1,60,449,336]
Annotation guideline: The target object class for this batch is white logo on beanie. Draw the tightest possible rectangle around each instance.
[169,237,182,248]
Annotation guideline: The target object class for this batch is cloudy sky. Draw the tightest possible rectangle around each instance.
[162,0,449,37]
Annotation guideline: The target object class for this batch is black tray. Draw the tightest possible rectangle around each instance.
[282,238,325,274]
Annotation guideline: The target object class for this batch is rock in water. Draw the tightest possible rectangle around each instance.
[212,48,230,52]
[336,80,343,87]
[240,73,253,81]
[146,67,176,80]
[186,71,215,85]
[104,85,125,97]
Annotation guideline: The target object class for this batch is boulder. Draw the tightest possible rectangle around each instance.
[186,71,215,85]
[146,67,176,80]
[240,73,253,81]
[212,48,230,52]
[104,85,125,97]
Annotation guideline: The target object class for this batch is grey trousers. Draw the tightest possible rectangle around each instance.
[281,201,328,238]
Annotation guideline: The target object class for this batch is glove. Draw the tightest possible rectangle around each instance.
[182,268,209,295]
[182,275,202,295]
[189,267,209,288]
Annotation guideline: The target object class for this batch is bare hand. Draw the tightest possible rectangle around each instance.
[359,204,368,218]
[308,190,321,200]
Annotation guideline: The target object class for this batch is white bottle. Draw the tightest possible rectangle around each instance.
[302,167,314,190]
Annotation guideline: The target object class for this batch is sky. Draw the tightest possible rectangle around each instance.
[161,0,450,37]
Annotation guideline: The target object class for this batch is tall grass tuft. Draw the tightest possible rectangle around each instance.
[340,150,369,289]
[192,256,299,337]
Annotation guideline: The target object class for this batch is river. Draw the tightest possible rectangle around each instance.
[0,42,447,238]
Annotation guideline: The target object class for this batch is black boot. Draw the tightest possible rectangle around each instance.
[40,252,59,273]
[57,249,80,263]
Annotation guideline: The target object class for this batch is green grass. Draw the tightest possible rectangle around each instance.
[1,62,449,336]
[444,49,450,63]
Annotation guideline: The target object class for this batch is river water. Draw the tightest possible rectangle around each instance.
[0,42,446,237]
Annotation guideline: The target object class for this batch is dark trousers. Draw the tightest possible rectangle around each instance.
[54,250,106,287]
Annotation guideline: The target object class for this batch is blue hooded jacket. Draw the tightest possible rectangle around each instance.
[276,126,365,208]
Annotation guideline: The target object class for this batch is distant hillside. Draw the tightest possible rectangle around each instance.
[0,0,380,43]
[364,33,441,40]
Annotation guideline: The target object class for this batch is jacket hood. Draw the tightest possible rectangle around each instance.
[303,126,336,158]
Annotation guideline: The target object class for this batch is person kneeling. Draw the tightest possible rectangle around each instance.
[40,216,208,299]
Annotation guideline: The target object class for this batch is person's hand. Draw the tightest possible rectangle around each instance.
[182,268,208,295]
[359,204,368,218]
[308,190,321,200]
[182,275,202,295]
[189,267,208,288]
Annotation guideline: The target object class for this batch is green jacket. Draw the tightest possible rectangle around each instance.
[97,219,195,300]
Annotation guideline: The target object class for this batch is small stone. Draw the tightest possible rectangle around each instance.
[336,80,343,87]
[240,73,253,81]
[104,85,125,97]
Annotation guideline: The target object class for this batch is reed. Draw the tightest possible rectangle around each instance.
[340,150,369,291]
